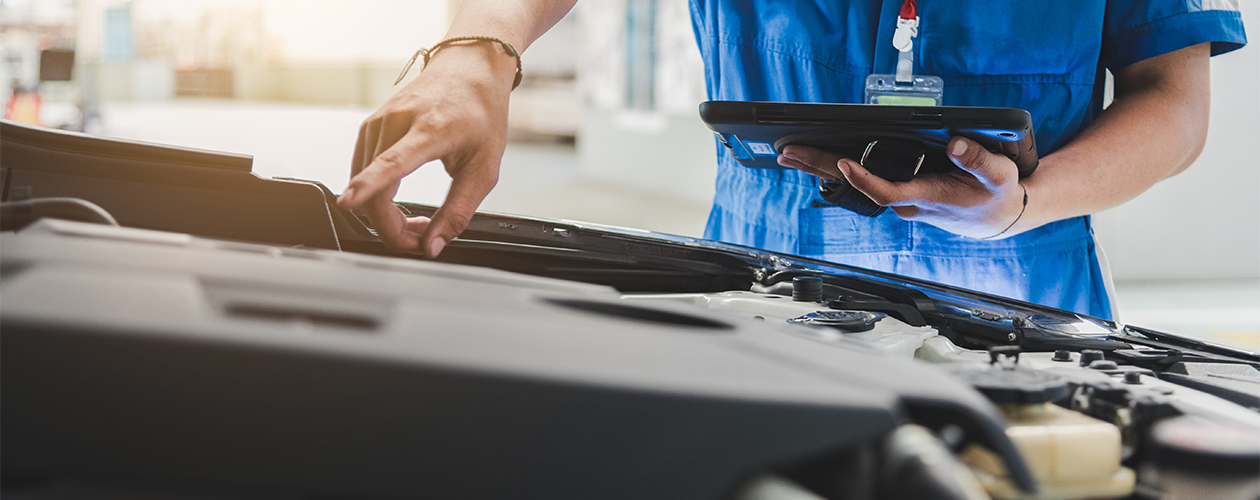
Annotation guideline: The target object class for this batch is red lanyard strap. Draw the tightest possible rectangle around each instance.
[899,0,917,20]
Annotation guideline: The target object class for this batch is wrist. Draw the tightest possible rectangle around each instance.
[980,182,1029,240]
[399,38,522,91]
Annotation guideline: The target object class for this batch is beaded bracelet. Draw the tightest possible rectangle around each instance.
[394,36,524,89]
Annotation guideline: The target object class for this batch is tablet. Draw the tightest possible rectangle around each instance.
[699,101,1039,178]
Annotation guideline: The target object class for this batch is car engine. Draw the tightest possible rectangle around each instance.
[2,119,1258,500]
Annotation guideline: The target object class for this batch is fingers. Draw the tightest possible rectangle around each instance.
[420,162,499,257]
[839,138,1021,212]
[946,136,1016,188]
[340,111,505,258]
[780,156,834,180]
[779,145,845,180]
[338,52,517,258]
[350,126,368,177]
[361,189,425,252]
[339,132,441,210]
[340,118,437,254]
[837,158,934,207]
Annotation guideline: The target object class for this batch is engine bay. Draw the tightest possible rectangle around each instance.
[625,287,1260,499]
[2,119,1258,500]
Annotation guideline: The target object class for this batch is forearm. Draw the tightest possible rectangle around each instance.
[445,0,577,51]
[411,0,577,96]
[1020,43,1211,229]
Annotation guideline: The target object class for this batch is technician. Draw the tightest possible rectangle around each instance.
[337,0,1246,319]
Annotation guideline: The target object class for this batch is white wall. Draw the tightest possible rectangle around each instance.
[262,0,449,64]
[576,0,716,205]
[1092,0,1259,280]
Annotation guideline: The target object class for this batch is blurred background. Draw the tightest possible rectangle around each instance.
[1,0,1256,348]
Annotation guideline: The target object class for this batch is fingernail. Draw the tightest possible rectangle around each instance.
[783,152,802,163]
[428,237,447,257]
[837,160,852,175]
[340,186,357,203]
[951,140,968,157]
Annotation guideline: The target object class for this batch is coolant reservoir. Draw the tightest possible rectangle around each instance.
[961,403,1135,500]
[953,348,1135,500]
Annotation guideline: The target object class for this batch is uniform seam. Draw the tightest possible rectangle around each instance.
[1103,10,1244,67]
[1106,9,1236,42]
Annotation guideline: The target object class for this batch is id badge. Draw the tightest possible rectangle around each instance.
[864,74,943,106]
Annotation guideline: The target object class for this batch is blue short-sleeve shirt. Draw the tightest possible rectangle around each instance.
[690,0,1245,318]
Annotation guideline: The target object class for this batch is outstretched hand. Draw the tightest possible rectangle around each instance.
[778,137,1029,239]
[337,43,517,257]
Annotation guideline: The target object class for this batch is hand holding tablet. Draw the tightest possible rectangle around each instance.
[699,101,1038,218]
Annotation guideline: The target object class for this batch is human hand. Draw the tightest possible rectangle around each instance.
[778,137,1029,239]
[337,43,517,257]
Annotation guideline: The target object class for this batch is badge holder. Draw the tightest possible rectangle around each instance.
[865,73,943,106]
[863,11,942,106]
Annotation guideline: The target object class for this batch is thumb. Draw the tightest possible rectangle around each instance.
[947,136,1014,188]
[421,168,498,258]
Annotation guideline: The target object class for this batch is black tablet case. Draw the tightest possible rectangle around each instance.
[700,101,1038,177]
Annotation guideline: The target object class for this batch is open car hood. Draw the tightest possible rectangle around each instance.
[3,119,1258,500]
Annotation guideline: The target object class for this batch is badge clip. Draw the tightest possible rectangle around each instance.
[864,1,943,106]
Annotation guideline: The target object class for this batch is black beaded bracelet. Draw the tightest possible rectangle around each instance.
[394,36,524,89]
[980,183,1028,240]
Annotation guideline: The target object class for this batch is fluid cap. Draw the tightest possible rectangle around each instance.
[1051,350,1073,362]
[788,310,886,332]
[952,367,1070,405]
[792,276,824,302]
[952,346,1070,405]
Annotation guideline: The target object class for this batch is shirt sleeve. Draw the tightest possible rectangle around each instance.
[1103,0,1247,70]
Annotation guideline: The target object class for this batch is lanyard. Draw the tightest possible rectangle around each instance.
[865,0,942,105]
[892,0,919,82]
[899,0,918,23]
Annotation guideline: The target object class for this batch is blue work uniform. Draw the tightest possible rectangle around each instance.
[690,0,1246,319]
